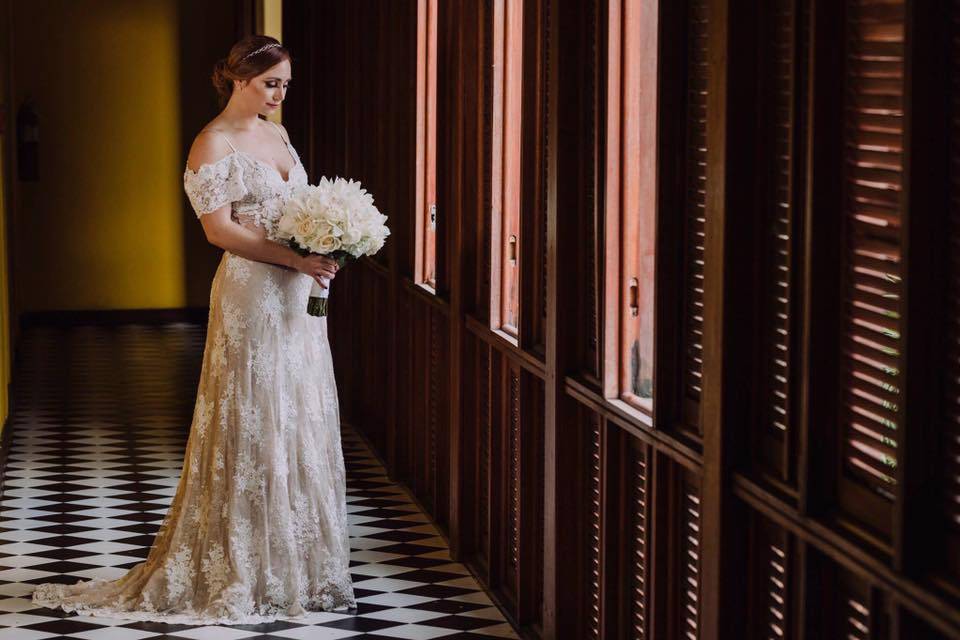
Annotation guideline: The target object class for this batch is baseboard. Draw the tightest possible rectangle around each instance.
[19,307,210,328]
[0,381,15,502]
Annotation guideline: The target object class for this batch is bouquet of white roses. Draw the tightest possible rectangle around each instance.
[277,176,390,316]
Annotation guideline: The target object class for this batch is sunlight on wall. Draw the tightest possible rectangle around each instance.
[11,0,185,311]
[262,0,284,124]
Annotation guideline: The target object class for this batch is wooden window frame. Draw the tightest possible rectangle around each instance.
[414,0,439,292]
[603,0,658,417]
[489,0,523,341]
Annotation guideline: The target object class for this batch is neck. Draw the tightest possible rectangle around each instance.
[219,97,262,131]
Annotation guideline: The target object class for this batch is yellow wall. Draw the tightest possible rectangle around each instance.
[11,0,186,311]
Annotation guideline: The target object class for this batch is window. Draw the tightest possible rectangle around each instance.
[414,0,438,290]
[604,0,658,412]
[489,0,523,338]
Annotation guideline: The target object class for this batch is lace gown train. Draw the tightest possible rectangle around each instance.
[30,122,356,624]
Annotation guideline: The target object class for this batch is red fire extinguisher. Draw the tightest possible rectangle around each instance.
[16,98,39,182]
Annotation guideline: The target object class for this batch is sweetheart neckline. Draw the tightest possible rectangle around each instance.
[184,147,301,184]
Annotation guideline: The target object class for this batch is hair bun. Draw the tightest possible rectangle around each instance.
[211,58,233,99]
[211,36,290,108]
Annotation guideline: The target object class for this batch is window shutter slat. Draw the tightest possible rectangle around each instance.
[748,516,791,640]
[840,0,905,509]
[680,0,709,435]
[680,475,701,639]
[632,444,648,638]
[756,0,803,481]
[839,570,875,639]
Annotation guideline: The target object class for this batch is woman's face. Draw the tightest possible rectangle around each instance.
[236,58,291,115]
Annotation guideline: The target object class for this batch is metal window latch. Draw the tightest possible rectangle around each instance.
[629,277,639,316]
[429,203,437,230]
[508,234,518,264]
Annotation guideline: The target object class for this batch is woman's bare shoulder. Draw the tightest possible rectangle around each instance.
[186,128,234,172]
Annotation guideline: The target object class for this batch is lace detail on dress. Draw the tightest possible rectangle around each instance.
[182,142,308,241]
[31,135,355,625]
[183,154,248,217]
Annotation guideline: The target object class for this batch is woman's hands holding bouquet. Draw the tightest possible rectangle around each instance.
[294,253,340,289]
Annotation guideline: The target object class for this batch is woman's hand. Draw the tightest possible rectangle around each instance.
[295,253,340,288]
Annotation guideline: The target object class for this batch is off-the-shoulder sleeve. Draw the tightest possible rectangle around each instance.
[183,154,248,218]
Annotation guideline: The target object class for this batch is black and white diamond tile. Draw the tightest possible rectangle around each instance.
[0,323,519,640]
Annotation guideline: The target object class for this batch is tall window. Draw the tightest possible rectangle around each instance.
[415,0,438,290]
[490,0,523,338]
[604,0,657,413]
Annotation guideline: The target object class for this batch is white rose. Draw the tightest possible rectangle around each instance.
[295,214,320,239]
[317,234,342,253]
[307,221,336,247]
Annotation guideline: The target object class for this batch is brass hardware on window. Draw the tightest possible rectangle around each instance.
[629,277,639,316]
[508,234,518,264]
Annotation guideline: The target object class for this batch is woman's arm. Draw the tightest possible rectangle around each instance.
[188,131,338,286]
[199,201,339,288]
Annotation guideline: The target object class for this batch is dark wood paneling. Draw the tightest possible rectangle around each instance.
[283,1,960,638]
[941,0,960,596]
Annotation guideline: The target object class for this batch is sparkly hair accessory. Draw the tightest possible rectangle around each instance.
[242,42,281,60]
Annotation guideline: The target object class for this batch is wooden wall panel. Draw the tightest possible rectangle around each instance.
[750,0,807,492]
[745,513,795,639]
[942,0,960,592]
[284,0,960,638]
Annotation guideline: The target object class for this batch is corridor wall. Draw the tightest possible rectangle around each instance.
[285,1,960,638]
[9,0,186,312]
[0,0,12,427]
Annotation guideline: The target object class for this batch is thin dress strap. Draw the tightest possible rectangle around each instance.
[219,134,239,153]
[268,120,289,145]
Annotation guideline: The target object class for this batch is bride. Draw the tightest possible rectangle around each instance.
[31,35,357,624]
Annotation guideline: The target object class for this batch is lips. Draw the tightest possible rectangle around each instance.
[267,103,280,108]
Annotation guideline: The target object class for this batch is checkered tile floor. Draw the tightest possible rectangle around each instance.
[0,323,519,640]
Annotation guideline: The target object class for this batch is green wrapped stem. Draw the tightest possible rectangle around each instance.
[307,296,328,317]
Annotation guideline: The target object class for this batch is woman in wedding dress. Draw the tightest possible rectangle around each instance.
[31,35,357,624]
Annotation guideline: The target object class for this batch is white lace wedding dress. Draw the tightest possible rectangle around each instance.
[31,121,356,624]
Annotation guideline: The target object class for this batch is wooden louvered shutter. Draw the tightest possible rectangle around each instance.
[630,442,648,638]
[837,0,905,532]
[747,516,791,639]
[807,558,883,637]
[943,0,960,582]
[838,570,875,639]
[680,0,708,437]
[755,0,805,484]
[679,473,701,639]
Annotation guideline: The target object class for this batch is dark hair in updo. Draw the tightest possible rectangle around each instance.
[211,35,291,108]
